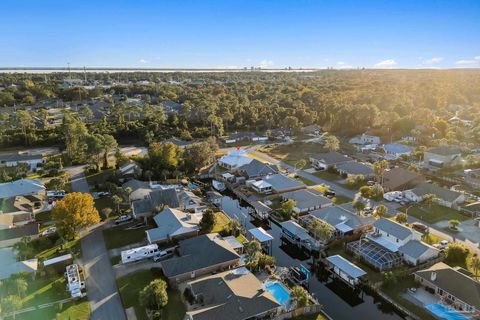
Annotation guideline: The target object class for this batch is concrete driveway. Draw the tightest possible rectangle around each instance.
[66,165,90,193]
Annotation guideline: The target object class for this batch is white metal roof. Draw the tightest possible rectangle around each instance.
[43,253,73,267]
[248,227,274,243]
[326,255,367,279]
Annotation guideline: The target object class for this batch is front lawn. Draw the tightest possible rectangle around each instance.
[15,298,90,320]
[35,210,52,222]
[400,204,468,224]
[36,237,81,261]
[103,220,153,250]
[18,275,70,308]
[117,270,186,320]
[312,170,341,182]
[333,195,352,205]
[295,176,315,186]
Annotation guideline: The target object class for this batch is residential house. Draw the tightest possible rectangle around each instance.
[184,267,281,320]
[0,153,44,172]
[424,146,462,168]
[464,169,480,188]
[381,167,424,192]
[0,223,40,248]
[398,240,440,266]
[223,132,268,144]
[301,124,322,136]
[118,160,141,178]
[248,174,306,194]
[349,134,381,146]
[0,247,38,280]
[383,144,412,160]
[309,152,354,170]
[160,233,240,285]
[218,149,253,170]
[0,179,46,200]
[122,179,152,202]
[280,189,332,213]
[146,208,201,243]
[161,100,183,113]
[131,187,180,217]
[235,159,278,179]
[303,204,375,237]
[414,262,480,314]
[206,191,222,206]
[0,211,33,229]
[280,220,320,251]
[403,182,465,208]
[335,161,374,179]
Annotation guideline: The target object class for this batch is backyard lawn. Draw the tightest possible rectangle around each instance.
[117,270,186,320]
[211,211,230,233]
[36,237,81,260]
[400,203,469,224]
[312,170,341,182]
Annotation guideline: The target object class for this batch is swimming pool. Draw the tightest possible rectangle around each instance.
[265,281,291,305]
[425,304,469,320]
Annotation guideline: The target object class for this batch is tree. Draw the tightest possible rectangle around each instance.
[449,219,460,230]
[422,194,436,209]
[199,209,216,232]
[352,199,366,213]
[373,160,388,183]
[395,212,408,224]
[291,286,309,307]
[257,254,276,270]
[13,278,28,297]
[308,219,333,242]
[468,254,480,279]
[445,243,469,265]
[281,199,296,219]
[244,240,262,270]
[99,134,118,169]
[359,185,372,198]
[183,141,216,174]
[101,207,113,220]
[1,295,23,319]
[223,219,240,236]
[112,195,123,214]
[52,193,100,239]
[13,236,34,260]
[374,204,389,218]
[139,279,168,311]
[324,135,340,152]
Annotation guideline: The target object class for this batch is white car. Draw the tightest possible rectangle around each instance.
[42,226,57,236]
[435,240,449,249]
[115,215,133,225]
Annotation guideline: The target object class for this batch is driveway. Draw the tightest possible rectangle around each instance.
[82,226,126,320]
[66,165,90,193]
[67,165,126,320]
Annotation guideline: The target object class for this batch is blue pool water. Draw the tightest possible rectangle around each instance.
[265,282,290,305]
[425,304,469,320]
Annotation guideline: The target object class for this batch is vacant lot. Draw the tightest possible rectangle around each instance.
[103,220,154,249]
[257,142,325,166]
[211,211,230,233]
[400,204,469,224]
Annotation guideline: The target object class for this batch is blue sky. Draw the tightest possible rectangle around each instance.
[1,0,479,68]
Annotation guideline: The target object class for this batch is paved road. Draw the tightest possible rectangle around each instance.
[66,165,90,193]
[82,226,126,320]
[67,165,126,320]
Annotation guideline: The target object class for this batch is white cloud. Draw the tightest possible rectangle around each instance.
[139,59,149,64]
[258,59,274,68]
[422,57,444,65]
[374,59,397,68]
[475,56,480,60]
[455,59,479,67]
[335,61,353,69]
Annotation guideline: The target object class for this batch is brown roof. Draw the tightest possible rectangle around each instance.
[415,262,480,309]
[382,167,423,191]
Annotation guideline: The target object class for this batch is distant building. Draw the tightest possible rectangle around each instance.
[146,208,201,244]
[0,153,44,172]
[0,179,46,200]
[349,134,381,146]
[381,167,424,192]
[383,144,412,160]
[309,152,354,170]
[218,149,253,170]
[424,146,462,168]
[403,182,465,208]
[280,189,332,213]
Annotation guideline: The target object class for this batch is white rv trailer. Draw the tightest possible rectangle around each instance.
[121,244,160,264]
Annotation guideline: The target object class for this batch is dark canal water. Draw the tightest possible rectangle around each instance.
[219,195,405,320]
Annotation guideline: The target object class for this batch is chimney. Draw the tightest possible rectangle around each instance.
[430,271,437,282]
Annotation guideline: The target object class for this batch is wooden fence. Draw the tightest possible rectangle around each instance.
[274,304,326,320]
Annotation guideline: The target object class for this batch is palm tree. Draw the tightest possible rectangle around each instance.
[422,194,436,209]
[291,286,309,308]
[112,195,122,214]
[374,204,388,218]
[14,278,28,297]
[244,240,261,270]
[449,219,460,230]
[469,254,480,279]
[308,219,333,242]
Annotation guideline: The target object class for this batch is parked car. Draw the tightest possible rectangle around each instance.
[434,240,449,249]
[367,180,376,186]
[42,226,57,236]
[153,250,173,262]
[324,190,336,197]
[412,222,428,232]
[115,215,133,225]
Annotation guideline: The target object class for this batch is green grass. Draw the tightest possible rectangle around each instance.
[110,255,122,266]
[400,203,468,224]
[14,298,90,320]
[257,142,325,167]
[236,234,248,244]
[312,170,341,181]
[211,211,230,233]
[117,270,186,320]
[421,233,444,245]
[36,237,81,260]
[295,176,315,186]
[333,195,352,205]
[18,275,71,308]
[35,211,52,222]
[103,221,151,250]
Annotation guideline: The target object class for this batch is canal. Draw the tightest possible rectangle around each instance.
[219,195,405,320]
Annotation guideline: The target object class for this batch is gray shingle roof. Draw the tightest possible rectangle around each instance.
[238,159,278,178]
[310,152,353,165]
[0,154,43,162]
[282,189,332,210]
[150,188,180,208]
[427,146,462,156]
[373,218,414,241]
[187,267,280,320]
[0,179,45,199]
[336,161,374,176]
[398,240,438,259]
[415,262,480,309]
[146,208,199,243]
[161,234,240,278]
[264,174,305,192]
[410,182,463,203]
[310,205,375,230]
